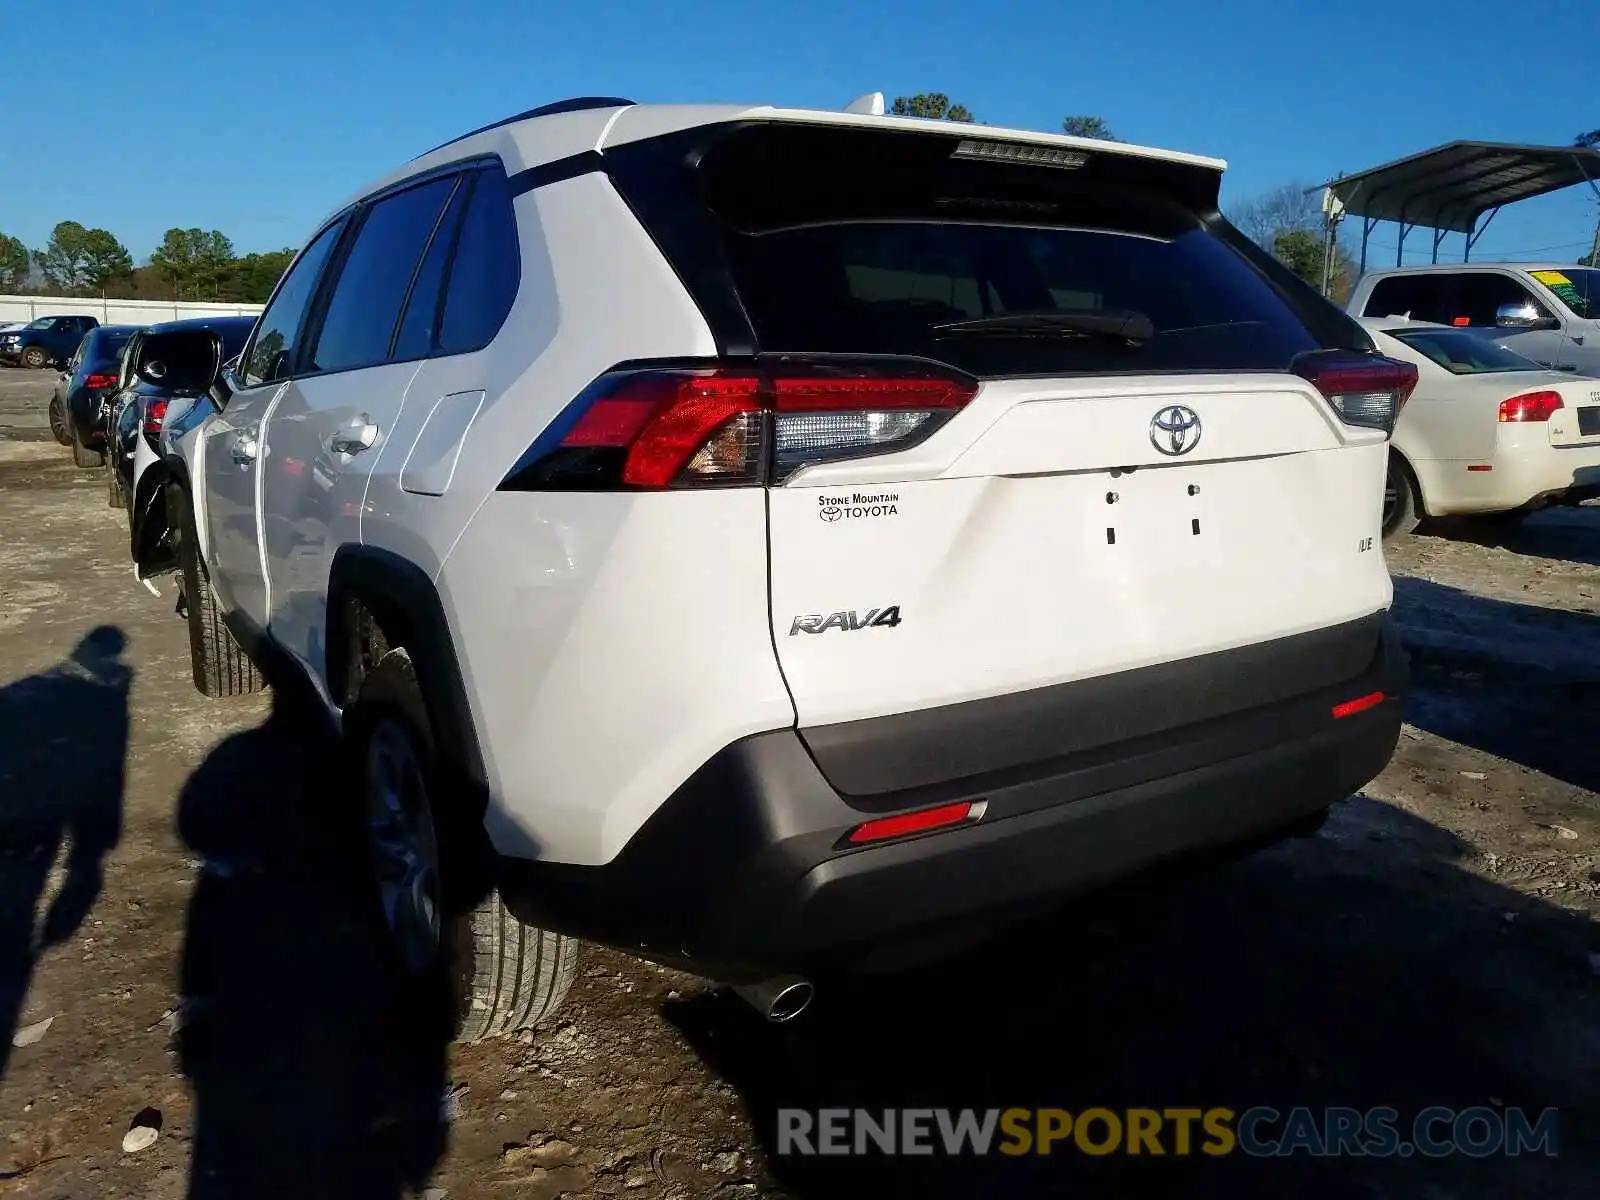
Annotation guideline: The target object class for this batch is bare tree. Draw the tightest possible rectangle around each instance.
[1229,183,1322,249]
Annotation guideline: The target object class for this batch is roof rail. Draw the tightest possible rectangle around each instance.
[413,96,635,161]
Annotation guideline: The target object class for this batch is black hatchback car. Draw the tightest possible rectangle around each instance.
[51,324,144,465]
[108,315,255,506]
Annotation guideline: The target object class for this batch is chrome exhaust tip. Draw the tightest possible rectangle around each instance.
[732,975,814,1023]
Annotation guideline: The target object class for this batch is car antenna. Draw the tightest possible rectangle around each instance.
[842,92,885,116]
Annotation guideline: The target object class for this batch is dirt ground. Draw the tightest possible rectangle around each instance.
[0,366,1596,1198]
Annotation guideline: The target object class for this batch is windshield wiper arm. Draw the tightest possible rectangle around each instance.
[932,309,1154,346]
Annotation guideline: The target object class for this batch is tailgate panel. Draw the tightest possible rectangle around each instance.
[768,408,1393,730]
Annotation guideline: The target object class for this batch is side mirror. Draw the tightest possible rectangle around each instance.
[1495,302,1558,331]
[132,328,222,395]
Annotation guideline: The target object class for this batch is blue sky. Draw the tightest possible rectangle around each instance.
[2,0,1596,268]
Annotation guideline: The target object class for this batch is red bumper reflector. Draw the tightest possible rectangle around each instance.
[847,801,975,845]
[1332,691,1386,719]
[1466,464,1493,472]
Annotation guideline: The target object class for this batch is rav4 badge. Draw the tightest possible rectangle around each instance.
[789,607,903,635]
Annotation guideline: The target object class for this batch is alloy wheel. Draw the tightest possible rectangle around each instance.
[364,718,442,973]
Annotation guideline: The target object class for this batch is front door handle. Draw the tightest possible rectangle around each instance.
[230,431,259,465]
[329,413,379,456]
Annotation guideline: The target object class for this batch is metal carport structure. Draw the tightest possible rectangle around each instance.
[1311,141,1600,273]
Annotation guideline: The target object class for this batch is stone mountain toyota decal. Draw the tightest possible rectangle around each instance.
[1149,405,1202,456]
[789,606,903,635]
[818,491,900,523]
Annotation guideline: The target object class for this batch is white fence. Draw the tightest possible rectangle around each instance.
[0,294,264,326]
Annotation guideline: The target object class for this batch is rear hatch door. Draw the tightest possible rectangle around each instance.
[635,120,1397,792]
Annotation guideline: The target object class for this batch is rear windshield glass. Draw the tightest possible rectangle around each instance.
[92,329,137,359]
[1387,328,1542,375]
[217,322,253,360]
[724,217,1320,377]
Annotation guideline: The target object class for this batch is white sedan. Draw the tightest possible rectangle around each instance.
[1361,317,1600,537]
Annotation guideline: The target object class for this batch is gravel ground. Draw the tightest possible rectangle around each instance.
[0,378,1595,1197]
[0,368,58,443]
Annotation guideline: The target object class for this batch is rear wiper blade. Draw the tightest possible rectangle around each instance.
[932,309,1154,346]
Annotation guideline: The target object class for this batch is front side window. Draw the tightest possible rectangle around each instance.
[1451,273,1548,327]
[240,218,347,387]
[307,175,458,374]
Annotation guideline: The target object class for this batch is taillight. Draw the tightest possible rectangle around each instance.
[84,372,118,390]
[502,361,978,491]
[1498,390,1563,423]
[143,399,170,436]
[1290,350,1418,436]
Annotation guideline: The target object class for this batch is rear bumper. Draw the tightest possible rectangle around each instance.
[1427,442,1600,514]
[498,616,1407,979]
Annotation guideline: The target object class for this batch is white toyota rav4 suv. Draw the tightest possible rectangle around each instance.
[128,95,1413,1037]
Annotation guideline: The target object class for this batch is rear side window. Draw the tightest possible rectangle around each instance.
[241,218,347,387]
[1363,275,1451,324]
[392,179,471,360]
[309,175,458,373]
[436,168,520,355]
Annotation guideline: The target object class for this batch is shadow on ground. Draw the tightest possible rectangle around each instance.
[1392,576,1599,791]
[669,799,1599,1198]
[175,694,450,1200]
[0,626,130,1078]
[1421,505,1600,569]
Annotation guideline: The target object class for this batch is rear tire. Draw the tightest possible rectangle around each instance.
[168,482,265,697]
[48,398,70,446]
[344,648,580,1043]
[448,897,582,1044]
[69,427,103,469]
[107,466,126,509]
[1382,454,1420,539]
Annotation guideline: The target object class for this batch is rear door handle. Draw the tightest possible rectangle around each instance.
[329,413,379,455]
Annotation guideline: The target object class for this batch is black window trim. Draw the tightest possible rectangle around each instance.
[233,153,513,392]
